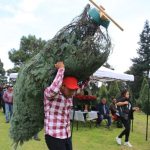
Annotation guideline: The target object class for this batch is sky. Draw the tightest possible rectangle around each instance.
[0,0,150,73]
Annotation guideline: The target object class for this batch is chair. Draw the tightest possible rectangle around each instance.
[87,111,98,128]
[76,111,86,130]
[70,110,78,121]
[70,110,86,130]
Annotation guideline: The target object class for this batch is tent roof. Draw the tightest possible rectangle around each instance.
[8,67,134,82]
[9,73,18,79]
[91,66,134,82]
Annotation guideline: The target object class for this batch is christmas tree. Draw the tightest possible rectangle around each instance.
[10,4,111,147]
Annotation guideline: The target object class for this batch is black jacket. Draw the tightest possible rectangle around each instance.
[117,97,134,120]
[96,103,110,116]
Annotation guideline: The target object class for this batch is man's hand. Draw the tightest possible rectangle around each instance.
[54,61,64,69]
[116,101,129,106]
[124,101,129,105]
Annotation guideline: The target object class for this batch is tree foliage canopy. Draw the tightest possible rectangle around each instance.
[108,81,120,99]
[0,59,5,76]
[8,35,47,69]
[0,59,5,84]
[129,20,150,98]
[98,84,108,101]
[10,5,112,146]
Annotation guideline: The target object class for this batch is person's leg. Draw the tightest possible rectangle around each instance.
[118,118,128,138]
[96,113,103,126]
[66,137,72,150]
[104,115,111,127]
[5,103,9,123]
[2,100,5,114]
[0,98,2,109]
[45,134,66,150]
[9,104,13,119]
[116,118,127,145]
[125,120,131,142]
[34,133,40,141]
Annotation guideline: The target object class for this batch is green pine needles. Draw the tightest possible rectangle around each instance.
[10,4,112,148]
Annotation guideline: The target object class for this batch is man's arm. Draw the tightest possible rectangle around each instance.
[3,91,7,102]
[44,62,64,99]
[116,101,128,106]
[116,97,129,106]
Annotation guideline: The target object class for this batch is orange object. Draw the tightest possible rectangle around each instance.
[63,77,79,90]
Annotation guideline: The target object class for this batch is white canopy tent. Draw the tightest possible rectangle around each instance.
[91,66,134,82]
[9,73,18,79]
[8,67,134,82]
[9,73,18,82]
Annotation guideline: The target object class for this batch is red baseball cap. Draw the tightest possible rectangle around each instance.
[63,76,79,90]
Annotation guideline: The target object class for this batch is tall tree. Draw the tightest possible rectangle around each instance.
[108,81,120,100]
[139,82,150,114]
[8,35,47,71]
[130,20,150,99]
[137,78,148,108]
[98,84,108,101]
[0,59,6,84]
[0,59,5,76]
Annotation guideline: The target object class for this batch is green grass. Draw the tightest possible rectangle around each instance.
[0,110,150,150]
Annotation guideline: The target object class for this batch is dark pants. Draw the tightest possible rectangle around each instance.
[97,114,111,127]
[0,98,2,108]
[45,134,72,150]
[2,100,5,114]
[118,118,131,142]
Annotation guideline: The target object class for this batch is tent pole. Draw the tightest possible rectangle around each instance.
[131,119,133,132]
[71,98,76,138]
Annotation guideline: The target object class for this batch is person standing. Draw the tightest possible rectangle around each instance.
[3,85,13,123]
[115,89,138,147]
[44,61,79,150]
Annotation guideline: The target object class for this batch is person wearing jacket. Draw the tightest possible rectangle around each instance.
[3,85,13,123]
[96,98,111,128]
[115,89,139,148]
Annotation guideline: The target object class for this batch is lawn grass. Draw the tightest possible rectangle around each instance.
[0,110,150,150]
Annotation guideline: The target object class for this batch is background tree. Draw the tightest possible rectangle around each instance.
[97,84,108,102]
[103,62,114,70]
[8,35,47,72]
[108,81,120,101]
[0,59,6,84]
[0,59,5,76]
[139,82,150,114]
[7,67,20,76]
[129,20,150,99]
[137,78,148,108]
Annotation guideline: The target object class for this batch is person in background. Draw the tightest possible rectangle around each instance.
[0,86,3,110]
[44,61,80,150]
[109,97,118,121]
[115,89,139,148]
[33,133,40,141]
[3,85,13,123]
[1,85,7,114]
[96,97,111,128]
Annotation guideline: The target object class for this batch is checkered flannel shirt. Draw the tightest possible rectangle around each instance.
[3,90,13,104]
[44,68,73,139]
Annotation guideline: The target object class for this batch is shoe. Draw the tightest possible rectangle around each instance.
[34,137,41,141]
[124,142,132,147]
[6,121,9,123]
[116,137,121,145]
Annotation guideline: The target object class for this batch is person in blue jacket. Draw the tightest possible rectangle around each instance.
[96,97,111,128]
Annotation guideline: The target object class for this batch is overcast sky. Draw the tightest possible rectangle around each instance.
[0,0,150,72]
